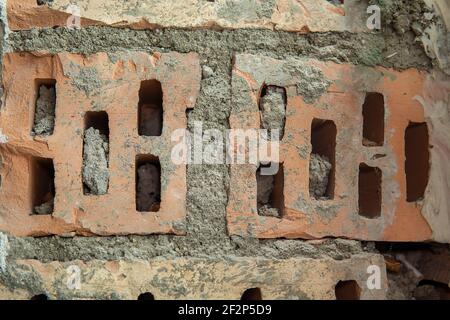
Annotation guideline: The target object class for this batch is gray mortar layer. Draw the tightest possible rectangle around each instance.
[1,5,434,263]
[8,28,431,70]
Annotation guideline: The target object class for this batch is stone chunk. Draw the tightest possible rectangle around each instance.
[259,86,286,140]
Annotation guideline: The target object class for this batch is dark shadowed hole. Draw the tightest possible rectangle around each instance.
[34,79,56,91]
[136,155,161,212]
[362,92,384,146]
[31,157,55,215]
[138,80,163,136]
[186,108,193,120]
[310,118,336,199]
[374,241,433,252]
[30,294,48,300]
[83,111,110,195]
[335,280,361,300]
[405,122,429,202]
[138,292,155,300]
[241,288,262,300]
[358,163,382,219]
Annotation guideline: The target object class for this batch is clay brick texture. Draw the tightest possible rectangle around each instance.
[0,52,200,236]
[1,0,450,301]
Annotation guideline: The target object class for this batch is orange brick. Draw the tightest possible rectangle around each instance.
[0,51,201,236]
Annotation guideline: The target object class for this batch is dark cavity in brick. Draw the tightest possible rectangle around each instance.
[31,157,55,215]
[32,79,56,136]
[30,294,49,300]
[241,288,262,300]
[136,155,161,212]
[362,92,385,147]
[335,280,361,300]
[137,292,155,300]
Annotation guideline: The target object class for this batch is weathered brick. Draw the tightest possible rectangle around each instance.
[227,53,449,242]
[0,51,200,236]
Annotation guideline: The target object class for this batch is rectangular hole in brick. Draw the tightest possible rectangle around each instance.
[327,0,344,6]
[241,288,262,300]
[138,80,163,136]
[258,85,286,140]
[82,111,109,195]
[309,119,336,200]
[358,163,382,219]
[256,162,284,218]
[405,122,429,202]
[31,157,55,215]
[136,155,161,212]
[32,79,56,136]
[362,92,384,146]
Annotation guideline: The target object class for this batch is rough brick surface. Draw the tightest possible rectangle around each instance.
[0,52,200,236]
[7,0,367,32]
[0,255,387,300]
[227,53,450,242]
